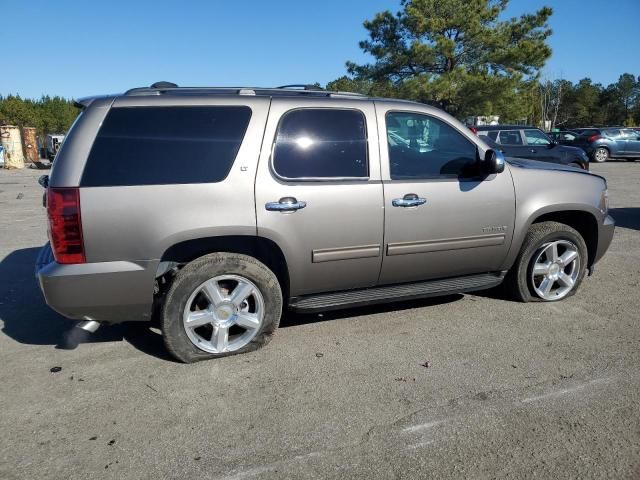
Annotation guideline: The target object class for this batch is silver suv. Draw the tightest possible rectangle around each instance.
[36,83,615,363]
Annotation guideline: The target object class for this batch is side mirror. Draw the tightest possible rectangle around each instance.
[38,175,49,188]
[484,149,505,174]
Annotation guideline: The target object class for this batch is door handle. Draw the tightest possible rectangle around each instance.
[392,193,427,208]
[529,148,537,153]
[265,197,307,212]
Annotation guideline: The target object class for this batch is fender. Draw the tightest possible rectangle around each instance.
[500,160,606,270]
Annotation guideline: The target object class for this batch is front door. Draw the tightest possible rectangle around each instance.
[377,106,516,285]
[523,129,556,162]
[255,98,384,296]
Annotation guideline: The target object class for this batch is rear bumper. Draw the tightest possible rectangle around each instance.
[594,214,615,265]
[35,243,155,323]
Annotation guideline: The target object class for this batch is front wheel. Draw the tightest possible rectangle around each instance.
[161,253,283,363]
[592,147,609,163]
[504,222,588,302]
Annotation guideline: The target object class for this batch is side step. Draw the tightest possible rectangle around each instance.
[288,272,506,313]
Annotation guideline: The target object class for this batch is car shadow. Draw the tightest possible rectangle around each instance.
[1,247,465,362]
[0,247,174,361]
[280,294,463,328]
[609,207,640,231]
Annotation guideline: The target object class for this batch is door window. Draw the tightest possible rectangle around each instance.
[603,129,622,139]
[524,129,552,145]
[386,112,478,179]
[497,130,523,145]
[272,108,368,179]
[483,131,499,141]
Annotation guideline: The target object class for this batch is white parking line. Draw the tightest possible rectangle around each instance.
[402,419,448,433]
[521,377,612,403]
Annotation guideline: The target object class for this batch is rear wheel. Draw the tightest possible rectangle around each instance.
[161,253,283,363]
[504,222,587,302]
[592,147,609,163]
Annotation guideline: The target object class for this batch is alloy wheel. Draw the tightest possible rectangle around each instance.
[594,148,608,162]
[530,240,581,301]
[182,275,265,353]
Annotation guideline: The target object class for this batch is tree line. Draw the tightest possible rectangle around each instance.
[327,0,639,129]
[0,95,78,136]
[1,1,638,134]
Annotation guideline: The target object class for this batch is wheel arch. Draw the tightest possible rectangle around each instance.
[592,145,610,160]
[156,235,290,299]
[529,210,599,268]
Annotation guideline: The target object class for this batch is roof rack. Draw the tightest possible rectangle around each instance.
[123,82,367,99]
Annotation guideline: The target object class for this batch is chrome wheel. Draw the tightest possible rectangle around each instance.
[182,275,265,354]
[530,240,580,301]
[594,147,608,162]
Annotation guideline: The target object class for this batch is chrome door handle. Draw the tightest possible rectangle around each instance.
[529,148,537,153]
[392,194,427,208]
[265,197,307,212]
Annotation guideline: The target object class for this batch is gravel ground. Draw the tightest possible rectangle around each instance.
[0,163,639,479]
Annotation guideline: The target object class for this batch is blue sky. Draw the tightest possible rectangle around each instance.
[1,0,638,99]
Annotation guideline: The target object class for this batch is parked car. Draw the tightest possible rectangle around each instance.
[476,125,590,170]
[569,127,640,162]
[36,83,614,363]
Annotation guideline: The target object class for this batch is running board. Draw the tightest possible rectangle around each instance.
[288,272,506,313]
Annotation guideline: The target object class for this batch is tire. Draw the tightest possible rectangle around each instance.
[504,221,588,303]
[161,253,283,363]
[592,147,609,163]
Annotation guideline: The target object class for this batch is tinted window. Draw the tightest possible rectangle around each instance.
[578,129,599,137]
[386,112,478,179]
[498,130,523,145]
[272,109,368,179]
[560,132,577,141]
[81,106,251,187]
[524,129,551,145]
[486,131,499,141]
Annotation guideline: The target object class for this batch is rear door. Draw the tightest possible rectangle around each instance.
[255,98,384,296]
[376,104,515,285]
[602,128,625,156]
[622,129,640,155]
[496,129,533,159]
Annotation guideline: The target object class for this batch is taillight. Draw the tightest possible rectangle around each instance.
[47,187,85,264]
[587,135,601,142]
[469,126,478,134]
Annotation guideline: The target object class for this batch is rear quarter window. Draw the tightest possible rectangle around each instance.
[81,106,251,187]
[497,130,523,145]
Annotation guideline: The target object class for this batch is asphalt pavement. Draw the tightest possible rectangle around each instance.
[0,163,639,479]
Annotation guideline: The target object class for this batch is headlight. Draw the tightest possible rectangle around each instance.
[600,189,609,215]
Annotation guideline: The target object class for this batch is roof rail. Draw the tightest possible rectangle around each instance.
[276,84,324,91]
[123,82,367,99]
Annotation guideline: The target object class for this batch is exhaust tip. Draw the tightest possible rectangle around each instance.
[77,320,101,333]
